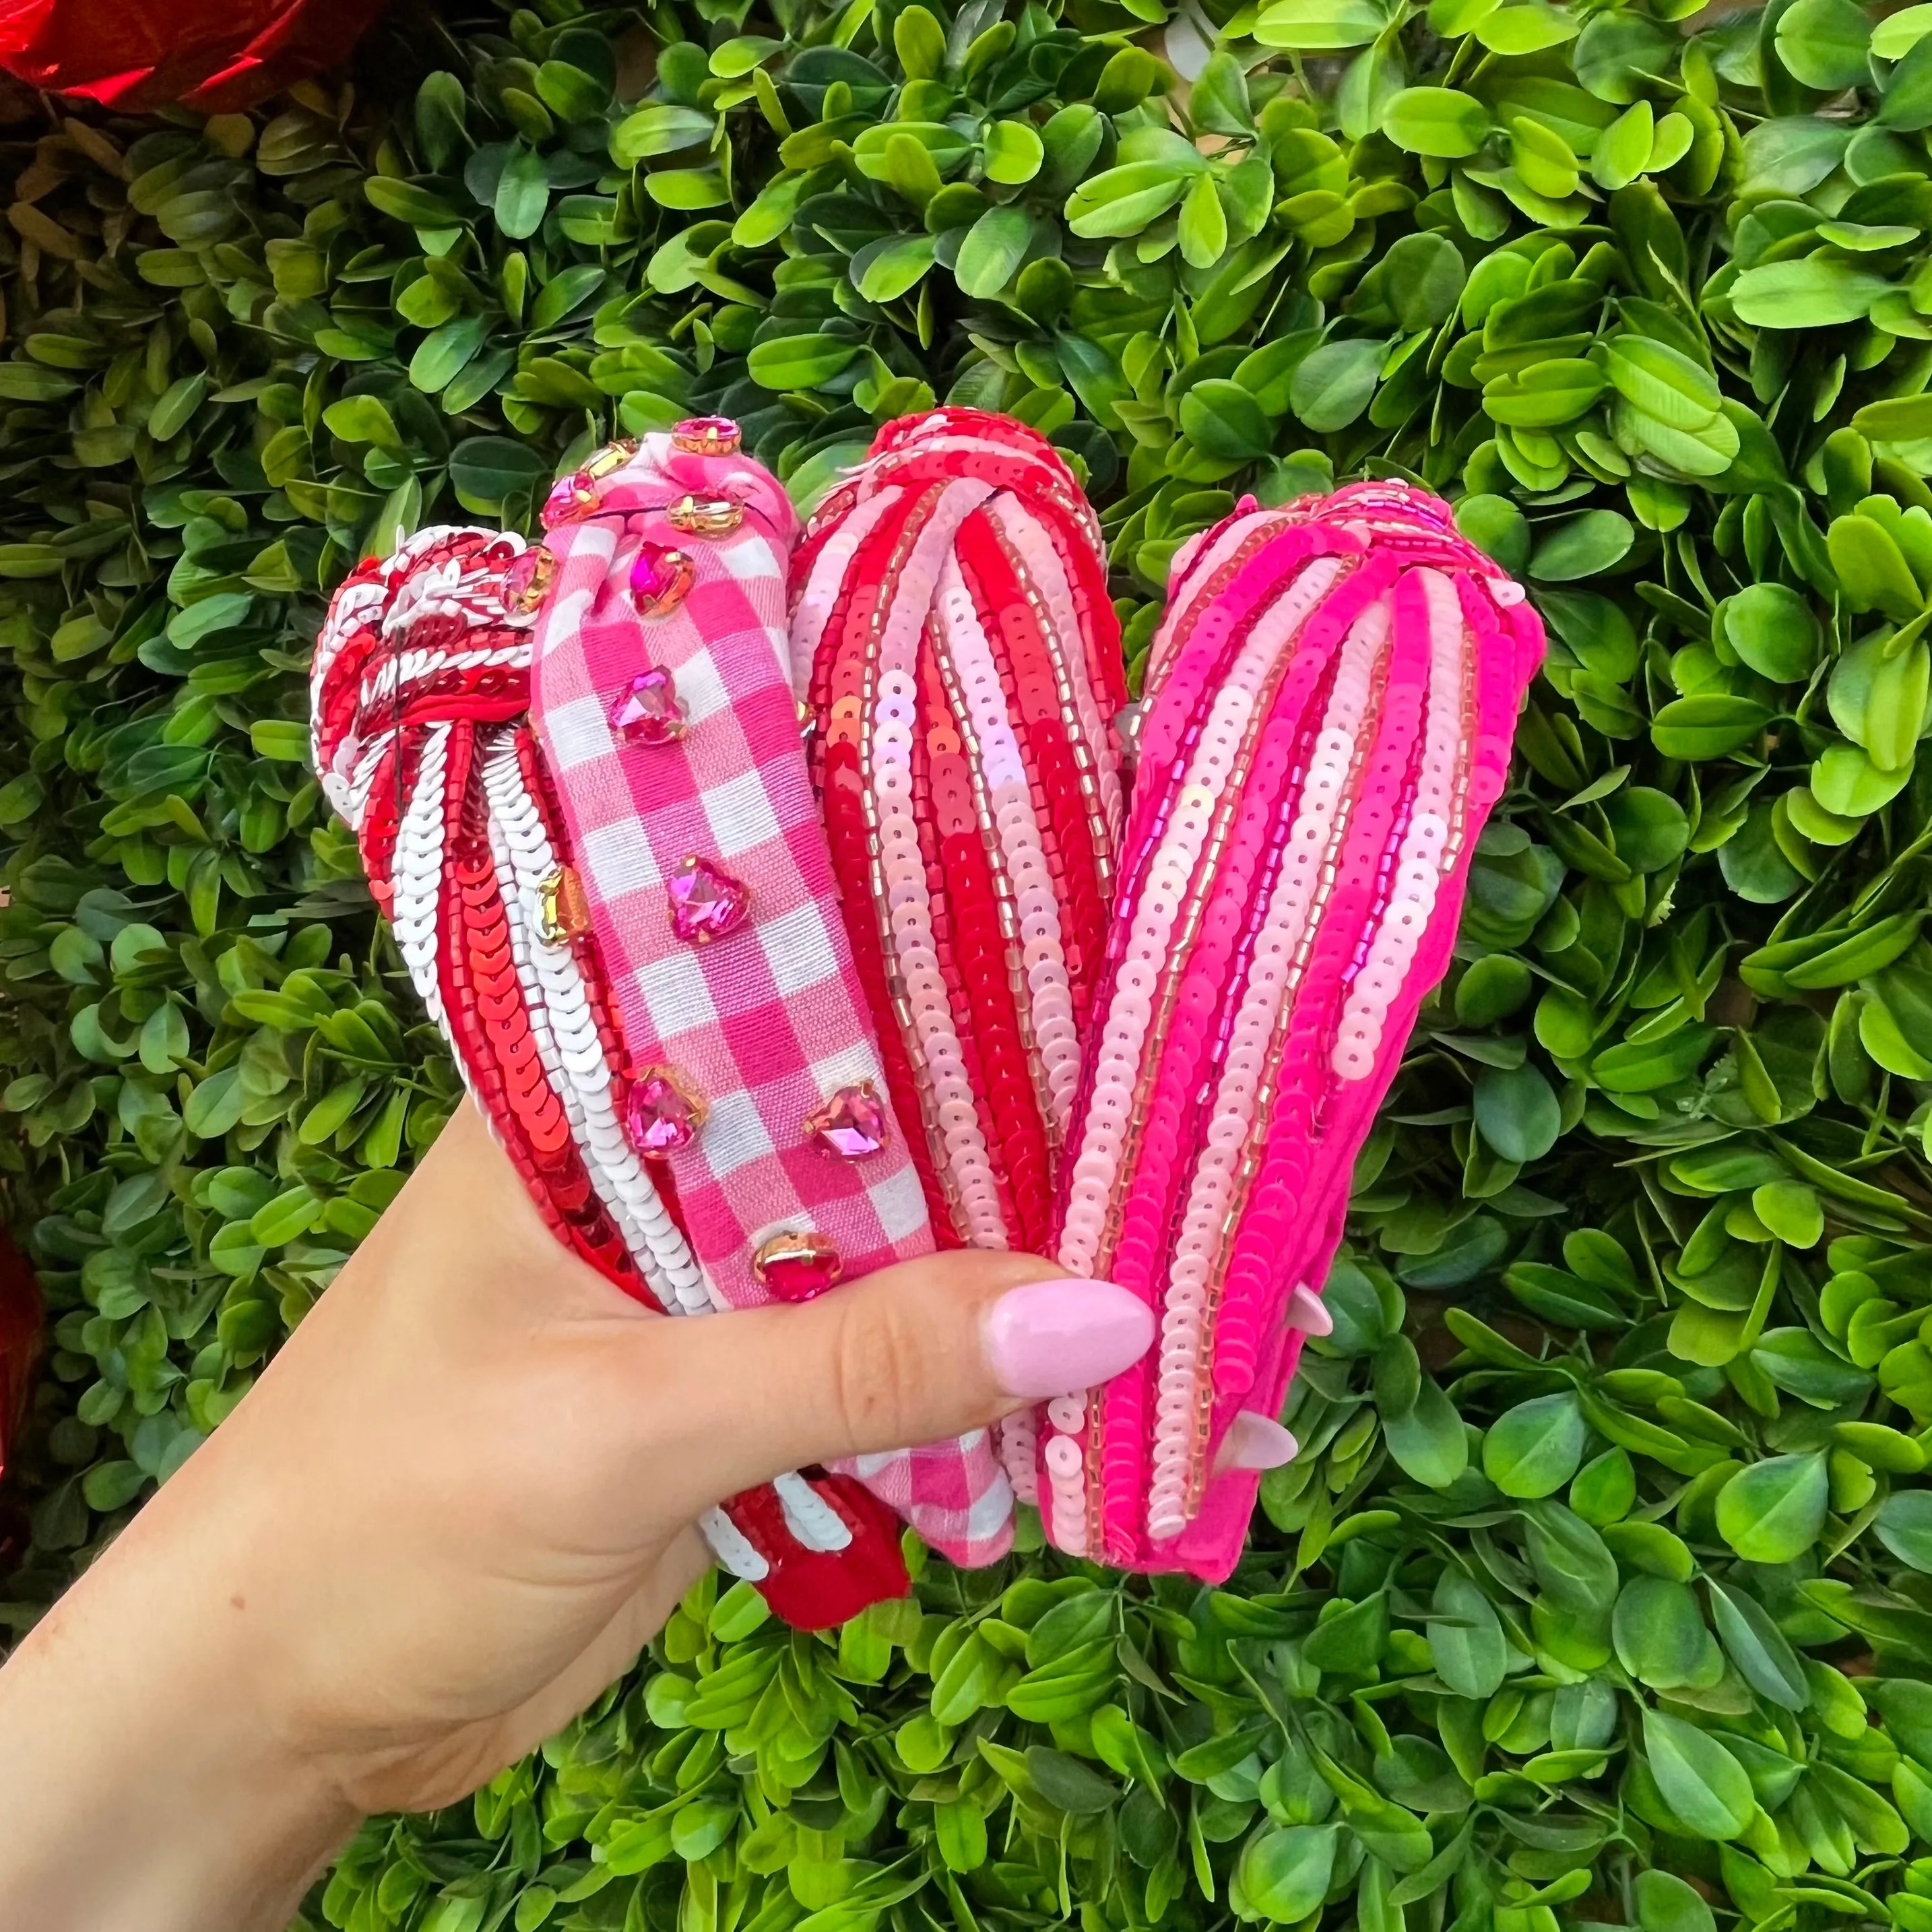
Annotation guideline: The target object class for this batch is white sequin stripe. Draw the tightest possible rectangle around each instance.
[791,484,905,694]
[996,1410,1039,1506]
[1331,569,1468,1081]
[985,498,1126,856]
[385,546,523,640]
[699,1506,769,1582]
[312,527,455,684]
[478,739,713,1316]
[480,783,665,1308]
[390,724,452,1033]
[315,525,525,690]
[774,1472,854,1552]
[936,556,1082,1133]
[323,732,389,833]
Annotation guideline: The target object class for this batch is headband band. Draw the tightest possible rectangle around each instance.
[794,409,1128,1508]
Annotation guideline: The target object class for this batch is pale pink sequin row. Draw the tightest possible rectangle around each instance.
[1038,483,1544,1578]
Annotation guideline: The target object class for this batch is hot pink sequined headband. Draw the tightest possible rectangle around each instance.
[1034,482,1545,1579]
[311,424,1033,1628]
[792,410,1127,1512]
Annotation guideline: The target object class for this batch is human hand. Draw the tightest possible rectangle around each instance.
[0,1100,1153,1932]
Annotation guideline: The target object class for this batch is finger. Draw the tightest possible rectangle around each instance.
[635,1252,1153,1514]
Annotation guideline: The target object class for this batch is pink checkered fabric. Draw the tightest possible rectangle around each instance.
[529,432,1013,1566]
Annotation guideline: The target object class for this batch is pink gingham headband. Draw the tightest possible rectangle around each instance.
[314,421,1029,1626]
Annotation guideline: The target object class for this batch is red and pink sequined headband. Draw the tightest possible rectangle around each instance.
[794,409,1128,1513]
[313,412,1542,1613]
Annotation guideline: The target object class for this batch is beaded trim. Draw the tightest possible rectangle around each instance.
[1036,482,1545,1579]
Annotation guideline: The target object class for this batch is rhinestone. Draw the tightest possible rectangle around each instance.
[668,494,744,536]
[503,545,556,613]
[609,665,686,747]
[668,854,750,944]
[534,864,591,946]
[804,1081,889,1159]
[583,437,640,481]
[624,1067,707,1159]
[753,1229,843,1302]
[672,416,742,457]
[629,542,695,617]
[542,470,598,528]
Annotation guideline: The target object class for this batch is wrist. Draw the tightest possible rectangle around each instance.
[0,1511,358,1931]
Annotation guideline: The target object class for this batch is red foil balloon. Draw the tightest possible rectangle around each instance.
[0,0,385,113]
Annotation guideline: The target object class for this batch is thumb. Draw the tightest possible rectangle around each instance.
[640,1252,1153,1514]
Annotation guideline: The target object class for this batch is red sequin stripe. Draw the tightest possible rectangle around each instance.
[955,514,1110,1032]
[513,730,697,1276]
[914,619,1030,1247]
[432,725,637,1291]
[721,1475,909,1632]
[356,717,418,914]
[951,517,1088,1143]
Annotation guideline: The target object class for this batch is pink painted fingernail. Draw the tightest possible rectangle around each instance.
[1216,1412,1299,1473]
[983,1279,1155,1398]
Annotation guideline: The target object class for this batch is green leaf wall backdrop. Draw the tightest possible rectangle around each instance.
[7,0,1932,1923]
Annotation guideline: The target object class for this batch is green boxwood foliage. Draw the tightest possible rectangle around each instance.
[11,0,1932,1925]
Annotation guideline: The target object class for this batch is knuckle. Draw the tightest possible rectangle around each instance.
[828,1296,930,1452]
